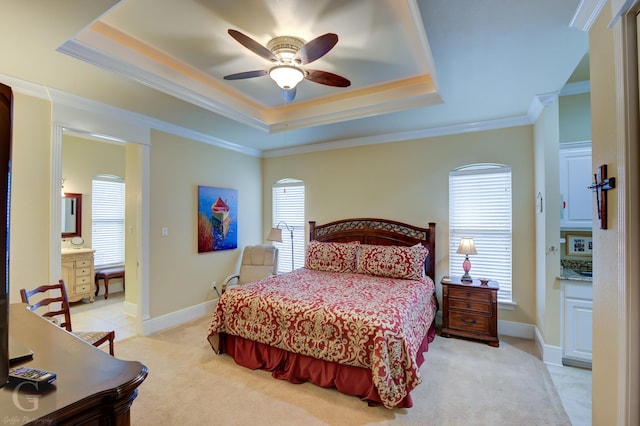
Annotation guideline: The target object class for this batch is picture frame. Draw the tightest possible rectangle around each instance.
[566,234,593,256]
[197,186,238,253]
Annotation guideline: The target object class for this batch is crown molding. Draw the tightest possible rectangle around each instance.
[59,16,441,134]
[0,73,261,157]
[570,0,608,31]
[263,113,532,158]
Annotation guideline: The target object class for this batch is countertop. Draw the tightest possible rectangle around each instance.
[61,247,95,255]
[559,267,592,282]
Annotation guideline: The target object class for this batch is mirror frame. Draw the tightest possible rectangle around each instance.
[61,192,82,238]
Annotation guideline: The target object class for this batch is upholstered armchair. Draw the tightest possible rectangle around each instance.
[221,244,279,294]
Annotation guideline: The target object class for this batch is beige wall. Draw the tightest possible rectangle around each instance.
[559,92,592,143]
[533,102,562,347]
[590,4,621,423]
[8,92,52,302]
[62,134,126,248]
[149,130,262,318]
[263,126,537,325]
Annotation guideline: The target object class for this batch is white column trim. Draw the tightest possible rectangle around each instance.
[50,125,63,283]
[612,10,640,426]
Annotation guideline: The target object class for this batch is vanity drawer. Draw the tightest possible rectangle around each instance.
[76,275,91,285]
[76,259,91,268]
[76,267,91,277]
[76,283,91,293]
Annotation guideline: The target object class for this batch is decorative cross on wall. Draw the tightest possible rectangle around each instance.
[588,164,616,229]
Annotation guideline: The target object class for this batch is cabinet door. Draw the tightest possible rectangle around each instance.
[564,297,593,362]
[560,145,592,228]
[60,261,75,293]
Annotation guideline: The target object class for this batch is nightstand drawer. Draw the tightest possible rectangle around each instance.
[448,286,492,303]
[448,297,492,314]
[447,311,490,333]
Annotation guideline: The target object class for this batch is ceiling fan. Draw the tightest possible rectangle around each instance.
[223,29,351,102]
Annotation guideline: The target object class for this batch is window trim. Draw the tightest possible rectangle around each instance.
[272,178,305,274]
[91,175,125,269]
[449,164,513,304]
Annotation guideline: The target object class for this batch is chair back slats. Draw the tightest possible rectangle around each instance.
[20,279,74,332]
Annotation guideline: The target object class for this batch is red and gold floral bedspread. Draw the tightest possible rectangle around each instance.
[207,268,437,408]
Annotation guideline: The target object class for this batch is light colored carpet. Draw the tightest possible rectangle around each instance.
[115,316,571,426]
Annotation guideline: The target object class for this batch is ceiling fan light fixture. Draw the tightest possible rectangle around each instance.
[269,65,304,90]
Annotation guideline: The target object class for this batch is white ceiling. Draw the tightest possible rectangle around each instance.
[0,0,588,155]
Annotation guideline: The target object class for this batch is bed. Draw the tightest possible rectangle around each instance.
[207,218,437,408]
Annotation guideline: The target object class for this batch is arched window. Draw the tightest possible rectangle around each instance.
[272,178,305,274]
[449,164,512,303]
[92,174,125,268]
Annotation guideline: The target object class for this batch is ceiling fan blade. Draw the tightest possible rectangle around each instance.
[228,29,277,62]
[223,70,268,80]
[305,69,351,87]
[294,33,338,65]
[281,88,296,103]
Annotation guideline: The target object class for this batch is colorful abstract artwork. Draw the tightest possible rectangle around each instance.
[197,186,238,253]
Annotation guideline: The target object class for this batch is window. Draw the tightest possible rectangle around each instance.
[92,175,125,268]
[449,164,513,303]
[272,179,305,274]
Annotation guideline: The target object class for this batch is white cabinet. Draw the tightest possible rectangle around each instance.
[561,280,592,368]
[560,143,592,229]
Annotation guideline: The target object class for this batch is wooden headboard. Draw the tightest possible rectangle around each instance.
[309,218,436,282]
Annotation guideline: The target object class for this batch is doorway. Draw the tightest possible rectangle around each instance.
[51,117,149,339]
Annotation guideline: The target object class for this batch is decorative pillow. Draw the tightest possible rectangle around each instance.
[305,241,360,273]
[357,244,429,280]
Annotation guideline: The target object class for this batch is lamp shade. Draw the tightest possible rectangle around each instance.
[266,227,283,243]
[269,65,304,90]
[456,237,477,255]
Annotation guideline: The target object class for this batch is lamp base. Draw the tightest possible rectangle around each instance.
[460,272,473,283]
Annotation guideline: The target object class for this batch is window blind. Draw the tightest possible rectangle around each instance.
[449,165,513,302]
[92,176,125,268]
[272,179,305,274]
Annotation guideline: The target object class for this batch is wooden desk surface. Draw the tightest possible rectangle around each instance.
[1,304,147,425]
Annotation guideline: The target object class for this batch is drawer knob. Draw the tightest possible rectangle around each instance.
[461,316,477,325]
[466,292,471,297]
[467,303,471,308]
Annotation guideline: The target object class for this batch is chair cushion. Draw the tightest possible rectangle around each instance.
[241,245,277,266]
[73,331,113,346]
[236,245,278,285]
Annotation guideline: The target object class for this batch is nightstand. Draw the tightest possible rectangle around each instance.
[440,276,499,347]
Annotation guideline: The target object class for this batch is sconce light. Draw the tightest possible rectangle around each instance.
[456,237,477,283]
[267,221,295,271]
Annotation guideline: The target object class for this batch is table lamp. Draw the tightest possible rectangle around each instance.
[457,237,477,283]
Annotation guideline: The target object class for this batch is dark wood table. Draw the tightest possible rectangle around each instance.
[1,304,147,425]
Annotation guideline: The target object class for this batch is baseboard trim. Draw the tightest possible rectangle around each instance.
[498,319,535,339]
[535,326,563,366]
[123,301,137,317]
[141,299,217,336]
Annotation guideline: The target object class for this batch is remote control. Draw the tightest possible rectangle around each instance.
[7,367,57,390]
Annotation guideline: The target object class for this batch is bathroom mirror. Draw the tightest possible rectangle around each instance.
[61,193,82,238]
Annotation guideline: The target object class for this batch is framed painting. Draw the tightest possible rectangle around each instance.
[566,234,593,256]
[197,186,238,253]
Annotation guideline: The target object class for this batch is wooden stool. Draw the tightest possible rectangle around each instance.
[95,267,125,300]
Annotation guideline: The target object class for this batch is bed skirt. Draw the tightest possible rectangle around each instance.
[217,322,437,408]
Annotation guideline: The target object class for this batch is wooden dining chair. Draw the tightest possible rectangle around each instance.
[20,279,115,356]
